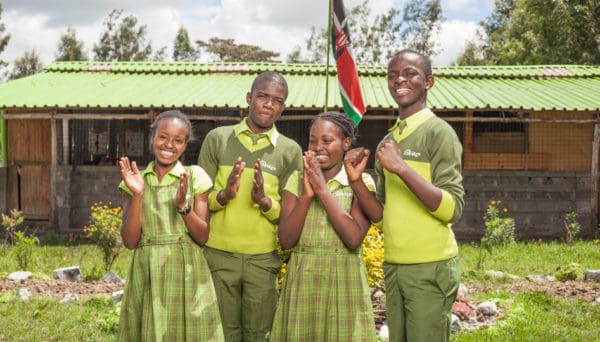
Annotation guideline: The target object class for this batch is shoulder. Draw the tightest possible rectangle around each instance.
[276,134,302,154]
[361,172,376,191]
[206,124,235,139]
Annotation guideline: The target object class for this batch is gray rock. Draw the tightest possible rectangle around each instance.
[457,284,468,300]
[451,314,461,332]
[101,271,125,284]
[476,301,498,316]
[595,297,600,305]
[53,266,82,282]
[8,271,32,280]
[584,270,600,282]
[485,270,504,278]
[59,293,79,303]
[526,274,555,283]
[112,290,124,303]
[18,288,31,301]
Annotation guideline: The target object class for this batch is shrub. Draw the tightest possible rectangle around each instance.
[83,202,123,272]
[563,211,580,246]
[13,231,39,270]
[477,200,516,269]
[362,225,384,289]
[554,262,581,281]
[1,209,24,247]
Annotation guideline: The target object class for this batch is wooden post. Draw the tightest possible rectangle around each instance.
[464,111,474,153]
[591,121,600,237]
[50,115,58,232]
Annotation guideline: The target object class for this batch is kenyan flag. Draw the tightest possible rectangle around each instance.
[331,0,366,125]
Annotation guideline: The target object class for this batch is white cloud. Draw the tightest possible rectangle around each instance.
[432,20,480,66]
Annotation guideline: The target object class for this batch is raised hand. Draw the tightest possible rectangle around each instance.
[175,171,190,209]
[119,157,144,196]
[344,147,370,182]
[303,151,327,196]
[219,156,245,204]
[376,141,407,175]
[251,159,271,210]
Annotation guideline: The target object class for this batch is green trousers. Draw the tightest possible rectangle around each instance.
[384,257,460,342]
[203,246,281,342]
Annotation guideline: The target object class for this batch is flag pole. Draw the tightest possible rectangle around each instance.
[324,0,333,112]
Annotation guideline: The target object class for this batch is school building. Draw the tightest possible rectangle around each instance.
[0,61,599,240]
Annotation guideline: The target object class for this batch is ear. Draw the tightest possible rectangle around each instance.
[343,137,352,151]
[425,75,435,90]
[246,92,252,105]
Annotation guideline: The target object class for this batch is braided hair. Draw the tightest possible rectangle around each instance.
[311,111,357,147]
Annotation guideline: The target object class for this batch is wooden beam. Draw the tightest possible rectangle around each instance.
[591,120,600,236]
[50,116,57,231]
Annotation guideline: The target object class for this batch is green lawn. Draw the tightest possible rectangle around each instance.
[1,240,599,341]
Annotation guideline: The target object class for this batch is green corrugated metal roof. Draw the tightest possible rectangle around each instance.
[1,62,599,111]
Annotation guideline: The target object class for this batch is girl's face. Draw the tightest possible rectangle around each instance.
[152,117,188,168]
[308,119,351,170]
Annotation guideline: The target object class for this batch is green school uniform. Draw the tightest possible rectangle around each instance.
[270,168,377,341]
[118,162,224,341]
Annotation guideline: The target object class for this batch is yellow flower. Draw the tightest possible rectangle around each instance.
[503,208,508,213]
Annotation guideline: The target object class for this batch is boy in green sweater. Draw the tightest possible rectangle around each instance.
[345,49,464,342]
[198,71,302,341]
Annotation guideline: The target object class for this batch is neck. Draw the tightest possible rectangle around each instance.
[321,162,343,182]
[398,101,427,120]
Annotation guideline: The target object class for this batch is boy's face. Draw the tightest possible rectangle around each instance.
[246,79,288,134]
[387,53,434,112]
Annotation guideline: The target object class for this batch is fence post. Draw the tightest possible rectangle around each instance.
[591,120,600,237]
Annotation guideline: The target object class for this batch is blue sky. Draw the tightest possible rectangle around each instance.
[0,0,495,68]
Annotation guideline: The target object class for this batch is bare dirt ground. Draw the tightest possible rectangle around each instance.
[1,277,599,302]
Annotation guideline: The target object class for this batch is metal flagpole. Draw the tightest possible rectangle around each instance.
[324,0,333,112]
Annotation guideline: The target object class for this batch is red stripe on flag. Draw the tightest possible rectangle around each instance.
[331,0,366,125]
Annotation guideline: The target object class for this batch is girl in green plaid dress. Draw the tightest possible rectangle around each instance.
[118,110,224,341]
[271,112,377,341]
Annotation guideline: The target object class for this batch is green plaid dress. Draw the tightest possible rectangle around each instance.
[271,170,376,341]
[119,163,224,341]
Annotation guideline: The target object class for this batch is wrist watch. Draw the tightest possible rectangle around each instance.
[176,202,191,216]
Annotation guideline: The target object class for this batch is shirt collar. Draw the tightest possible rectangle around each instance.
[389,108,434,133]
[234,118,280,146]
[327,165,349,187]
[142,160,185,178]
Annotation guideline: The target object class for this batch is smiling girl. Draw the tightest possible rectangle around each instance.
[271,111,376,341]
[118,110,224,341]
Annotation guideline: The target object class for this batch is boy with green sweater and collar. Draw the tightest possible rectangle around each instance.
[198,71,302,341]
[345,49,464,342]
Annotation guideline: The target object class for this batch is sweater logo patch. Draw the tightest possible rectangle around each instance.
[260,160,277,172]
[403,149,421,158]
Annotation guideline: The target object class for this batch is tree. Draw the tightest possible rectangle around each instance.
[400,0,444,57]
[457,0,600,65]
[173,26,197,61]
[54,26,88,61]
[9,49,43,80]
[0,3,11,68]
[93,9,153,61]
[292,0,443,66]
[196,37,279,62]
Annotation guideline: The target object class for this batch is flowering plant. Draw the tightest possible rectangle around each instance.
[478,200,515,269]
[84,202,123,271]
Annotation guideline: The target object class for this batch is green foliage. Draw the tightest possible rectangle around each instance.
[83,202,123,272]
[401,0,444,56]
[93,9,153,61]
[554,262,582,282]
[563,211,580,246]
[99,301,122,333]
[54,26,88,61]
[196,37,279,62]
[8,49,44,80]
[1,209,24,246]
[477,200,516,269]
[0,3,11,68]
[457,0,600,65]
[173,26,197,61]
[13,231,38,270]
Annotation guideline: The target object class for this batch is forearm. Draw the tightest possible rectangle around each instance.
[316,190,365,249]
[278,195,310,249]
[121,194,143,249]
[182,212,209,245]
[349,179,383,223]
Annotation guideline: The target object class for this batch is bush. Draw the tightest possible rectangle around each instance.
[13,231,39,270]
[563,211,580,246]
[554,262,581,281]
[477,200,516,269]
[83,202,123,272]
[362,225,384,289]
[1,209,24,247]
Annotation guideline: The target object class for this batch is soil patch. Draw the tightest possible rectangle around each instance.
[466,279,600,302]
[0,278,124,300]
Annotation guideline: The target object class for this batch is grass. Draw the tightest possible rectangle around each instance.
[1,240,600,341]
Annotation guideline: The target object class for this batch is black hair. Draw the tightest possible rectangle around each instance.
[311,111,357,146]
[149,110,194,144]
[250,71,288,96]
[389,49,433,77]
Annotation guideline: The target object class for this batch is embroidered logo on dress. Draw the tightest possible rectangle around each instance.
[403,149,421,158]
